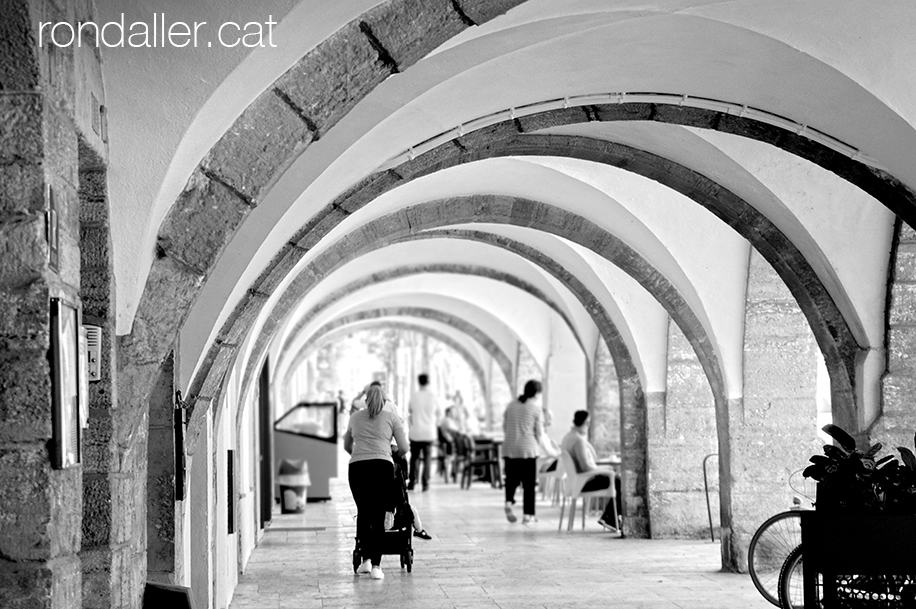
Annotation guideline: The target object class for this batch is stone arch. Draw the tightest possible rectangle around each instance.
[292,130,865,428]
[281,317,502,402]
[210,197,720,536]
[275,262,590,370]
[119,10,916,583]
[184,127,871,453]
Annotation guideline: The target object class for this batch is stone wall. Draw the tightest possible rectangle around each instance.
[649,321,717,539]
[0,2,83,606]
[722,250,821,570]
[589,338,620,455]
[878,220,916,450]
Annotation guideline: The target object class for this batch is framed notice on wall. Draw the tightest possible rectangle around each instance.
[50,298,82,468]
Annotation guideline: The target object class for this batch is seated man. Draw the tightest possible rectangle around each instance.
[559,410,622,532]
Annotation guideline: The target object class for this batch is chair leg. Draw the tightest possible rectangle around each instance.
[581,497,587,530]
[558,496,566,532]
[612,496,620,536]
[567,498,577,531]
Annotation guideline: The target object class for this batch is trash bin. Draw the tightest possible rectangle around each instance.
[278,459,311,514]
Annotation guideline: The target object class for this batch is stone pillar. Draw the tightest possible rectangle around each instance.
[146,355,177,583]
[588,339,620,455]
[515,341,541,395]
[78,156,120,609]
[648,321,717,539]
[0,2,82,606]
[879,221,916,450]
[723,250,820,570]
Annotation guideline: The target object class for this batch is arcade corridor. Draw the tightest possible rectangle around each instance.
[3,2,916,608]
[229,478,767,609]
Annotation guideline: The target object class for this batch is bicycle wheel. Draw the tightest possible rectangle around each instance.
[748,511,803,606]
[777,545,807,609]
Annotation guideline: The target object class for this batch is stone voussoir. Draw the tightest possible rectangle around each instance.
[274,20,390,135]
[362,0,467,69]
[455,0,527,24]
[158,170,253,274]
[202,89,314,204]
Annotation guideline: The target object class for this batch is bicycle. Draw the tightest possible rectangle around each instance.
[747,470,815,606]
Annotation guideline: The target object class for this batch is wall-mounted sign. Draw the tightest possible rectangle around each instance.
[50,298,82,468]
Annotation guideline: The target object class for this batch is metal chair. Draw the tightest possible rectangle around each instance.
[459,436,502,489]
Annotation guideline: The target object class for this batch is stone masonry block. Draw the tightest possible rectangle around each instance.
[219,292,267,345]
[82,473,113,548]
[888,325,916,372]
[0,351,52,442]
[0,162,44,215]
[147,354,175,429]
[395,142,465,181]
[49,467,82,557]
[334,170,402,214]
[119,256,204,366]
[895,243,916,282]
[889,282,916,324]
[900,221,916,243]
[0,280,48,352]
[293,207,350,251]
[159,170,251,274]
[456,0,525,23]
[363,0,466,68]
[43,103,79,188]
[0,214,47,286]
[250,244,303,296]
[0,445,52,560]
[202,91,313,203]
[516,107,591,132]
[0,94,43,164]
[275,20,390,134]
[0,0,41,90]
[198,345,238,399]
[79,168,108,200]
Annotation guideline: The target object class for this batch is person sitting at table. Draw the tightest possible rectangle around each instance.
[560,410,622,532]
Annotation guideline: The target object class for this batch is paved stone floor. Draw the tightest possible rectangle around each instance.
[229,475,770,609]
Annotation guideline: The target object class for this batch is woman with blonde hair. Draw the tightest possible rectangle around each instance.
[344,384,409,580]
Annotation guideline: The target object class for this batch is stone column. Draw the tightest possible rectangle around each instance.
[588,339,620,455]
[648,321,717,539]
[78,157,121,609]
[146,354,178,583]
[723,250,820,570]
[878,221,916,450]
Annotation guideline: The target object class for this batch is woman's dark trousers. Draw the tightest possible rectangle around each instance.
[349,459,394,566]
[504,457,537,515]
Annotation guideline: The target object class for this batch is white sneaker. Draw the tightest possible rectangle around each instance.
[357,559,371,574]
[522,515,538,525]
[370,566,384,580]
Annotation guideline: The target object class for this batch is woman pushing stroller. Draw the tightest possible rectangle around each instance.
[343,384,409,580]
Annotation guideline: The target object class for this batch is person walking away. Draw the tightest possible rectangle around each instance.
[560,410,622,532]
[407,373,440,491]
[502,379,545,525]
[343,385,409,580]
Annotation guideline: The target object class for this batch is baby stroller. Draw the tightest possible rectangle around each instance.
[352,452,415,573]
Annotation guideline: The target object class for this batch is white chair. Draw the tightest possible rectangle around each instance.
[537,457,563,505]
[557,452,618,532]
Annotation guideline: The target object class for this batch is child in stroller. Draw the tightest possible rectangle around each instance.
[352,451,430,574]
